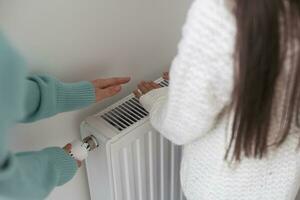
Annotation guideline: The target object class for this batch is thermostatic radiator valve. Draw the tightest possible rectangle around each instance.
[69,135,99,161]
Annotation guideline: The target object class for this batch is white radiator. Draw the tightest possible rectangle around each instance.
[80,78,186,200]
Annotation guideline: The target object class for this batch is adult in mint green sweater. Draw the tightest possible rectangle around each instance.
[0,32,130,200]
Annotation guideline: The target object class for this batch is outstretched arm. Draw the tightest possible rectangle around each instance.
[0,33,78,199]
[135,0,235,145]
[0,32,131,199]
[23,75,130,122]
[23,75,95,122]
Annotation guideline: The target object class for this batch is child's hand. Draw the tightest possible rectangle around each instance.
[63,143,82,168]
[134,72,168,98]
[91,77,131,102]
[134,81,161,99]
[163,72,169,80]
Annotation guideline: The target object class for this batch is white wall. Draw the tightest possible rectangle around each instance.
[0,0,192,199]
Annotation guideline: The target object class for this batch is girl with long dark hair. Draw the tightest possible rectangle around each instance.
[134,0,300,199]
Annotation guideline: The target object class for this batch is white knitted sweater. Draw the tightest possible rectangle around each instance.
[140,0,300,199]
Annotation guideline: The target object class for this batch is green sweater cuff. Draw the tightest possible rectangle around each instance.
[55,81,96,113]
[41,147,78,186]
[23,76,96,122]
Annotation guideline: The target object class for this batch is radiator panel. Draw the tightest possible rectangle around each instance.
[81,78,186,200]
[108,127,184,200]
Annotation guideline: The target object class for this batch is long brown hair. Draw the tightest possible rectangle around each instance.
[228,0,300,161]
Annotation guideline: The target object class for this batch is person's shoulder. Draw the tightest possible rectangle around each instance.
[182,0,236,49]
[188,0,235,19]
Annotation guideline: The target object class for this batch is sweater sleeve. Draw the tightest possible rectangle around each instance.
[0,147,78,200]
[22,75,96,122]
[0,32,78,199]
[140,0,235,145]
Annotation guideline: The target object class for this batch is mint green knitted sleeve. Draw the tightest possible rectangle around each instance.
[0,147,78,200]
[0,32,96,200]
[23,75,96,122]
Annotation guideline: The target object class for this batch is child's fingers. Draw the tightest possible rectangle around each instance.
[77,160,82,168]
[150,82,161,89]
[63,143,82,168]
[138,81,149,94]
[63,143,72,152]
[93,77,131,89]
[133,89,142,98]
[163,72,170,80]
[97,85,121,101]
[143,82,153,90]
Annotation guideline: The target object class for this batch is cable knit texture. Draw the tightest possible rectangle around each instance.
[140,0,300,199]
[0,32,96,199]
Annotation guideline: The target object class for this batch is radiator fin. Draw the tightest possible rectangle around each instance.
[99,79,169,132]
[133,138,147,200]
[110,129,185,200]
